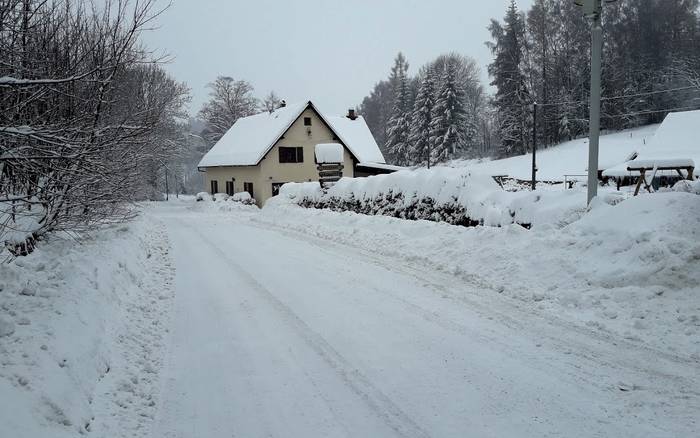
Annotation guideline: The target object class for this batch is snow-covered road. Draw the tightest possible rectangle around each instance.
[149,202,699,438]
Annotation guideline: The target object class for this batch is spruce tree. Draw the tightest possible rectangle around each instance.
[487,0,530,158]
[408,67,436,167]
[429,63,469,164]
[385,53,412,166]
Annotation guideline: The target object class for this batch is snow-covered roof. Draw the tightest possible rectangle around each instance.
[198,101,385,167]
[356,162,405,172]
[198,102,307,167]
[324,114,386,164]
[602,110,700,177]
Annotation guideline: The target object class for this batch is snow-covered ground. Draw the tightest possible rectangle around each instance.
[451,124,659,181]
[0,214,175,438]
[161,193,698,436]
[263,190,700,357]
[2,189,699,437]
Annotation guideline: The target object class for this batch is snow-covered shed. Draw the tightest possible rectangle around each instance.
[198,101,393,205]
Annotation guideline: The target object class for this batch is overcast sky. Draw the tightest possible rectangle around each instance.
[142,0,534,116]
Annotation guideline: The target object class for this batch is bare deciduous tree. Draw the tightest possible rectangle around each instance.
[262,91,281,113]
[198,76,258,143]
[0,0,190,256]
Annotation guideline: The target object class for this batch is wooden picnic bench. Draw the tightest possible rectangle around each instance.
[628,164,695,195]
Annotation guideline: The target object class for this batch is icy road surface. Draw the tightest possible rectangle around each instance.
[150,202,698,438]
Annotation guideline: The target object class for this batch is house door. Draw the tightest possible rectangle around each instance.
[243,182,254,199]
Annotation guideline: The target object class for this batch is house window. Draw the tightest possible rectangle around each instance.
[243,182,254,198]
[279,146,304,163]
[225,181,234,196]
[271,182,286,197]
[304,117,312,126]
[210,180,218,194]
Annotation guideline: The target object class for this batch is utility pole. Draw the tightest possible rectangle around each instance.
[531,102,538,190]
[164,167,169,201]
[575,0,609,204]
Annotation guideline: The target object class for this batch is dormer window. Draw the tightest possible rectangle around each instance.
[304,117,312,126]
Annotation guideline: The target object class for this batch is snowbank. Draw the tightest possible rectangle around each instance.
[1,197,44,255]
[260,191,700,358]
[0,214,175,437]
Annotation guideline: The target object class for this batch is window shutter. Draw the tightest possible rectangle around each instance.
[297,147,303,163]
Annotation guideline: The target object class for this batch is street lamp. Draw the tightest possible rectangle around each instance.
[575,0,617,204]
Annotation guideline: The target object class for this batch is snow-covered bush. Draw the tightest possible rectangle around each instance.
[274,167,592,228]
[672,179,700,194]
[232,191,255,205]
[196,191,255,205]
[195,192,212,202]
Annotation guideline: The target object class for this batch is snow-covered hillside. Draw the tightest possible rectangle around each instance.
[452,124,659,181]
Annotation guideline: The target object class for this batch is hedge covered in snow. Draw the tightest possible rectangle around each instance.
[273,168,601,228]
[196,191,256,205]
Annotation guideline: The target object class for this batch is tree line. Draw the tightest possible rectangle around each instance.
[360,53,488,167]
[359,0,700,165]
[0,0,190,255]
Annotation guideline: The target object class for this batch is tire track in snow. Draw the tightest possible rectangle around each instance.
[153,215,277,438]
[179,218,431,438]
[245,217,700,416]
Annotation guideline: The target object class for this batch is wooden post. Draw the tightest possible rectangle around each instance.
[633,169,645,196]
[317,163,344,188]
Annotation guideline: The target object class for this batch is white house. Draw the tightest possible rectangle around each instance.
[198,100,399,205]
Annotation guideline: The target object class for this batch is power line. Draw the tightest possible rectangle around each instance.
[602,85,698,102]
[534,85,699,108]
[605,105,700,118]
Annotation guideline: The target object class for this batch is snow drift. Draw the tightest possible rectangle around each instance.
[0,215,174,438]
